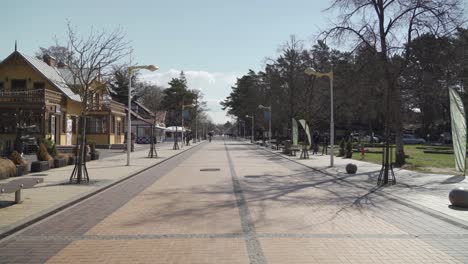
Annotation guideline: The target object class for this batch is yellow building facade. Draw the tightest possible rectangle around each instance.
[0,49,126,149]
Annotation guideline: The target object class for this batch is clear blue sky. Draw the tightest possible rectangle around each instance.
[1,0,330,72]
[2,0,465,123]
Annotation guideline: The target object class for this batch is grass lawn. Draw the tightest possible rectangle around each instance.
[350,144,463,175]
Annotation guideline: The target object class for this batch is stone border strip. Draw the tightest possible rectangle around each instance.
[0,142,206,241]
[248,142,468,231]
[13,232,468,241]
[225,140,267,264]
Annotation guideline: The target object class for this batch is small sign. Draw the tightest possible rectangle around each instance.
[183,110,190,120]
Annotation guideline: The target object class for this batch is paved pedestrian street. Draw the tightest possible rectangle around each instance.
[1,140,468,263]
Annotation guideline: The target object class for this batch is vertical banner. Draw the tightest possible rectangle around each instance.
[299,119,311,145]
[449,87,467,173]
[292,118,298,146]
[183,110,190,120]
[264,111,270,121]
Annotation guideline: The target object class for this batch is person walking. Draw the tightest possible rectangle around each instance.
[208,132,213,142]
[312,132,320,155]
[322,135,329,155]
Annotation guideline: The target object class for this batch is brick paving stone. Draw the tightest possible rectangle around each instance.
[1,140,468,264]
[0,144,203,263]
[46,239,248,264]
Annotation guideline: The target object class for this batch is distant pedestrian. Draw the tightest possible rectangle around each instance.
[322,136,329,155]
[312,132,320,155]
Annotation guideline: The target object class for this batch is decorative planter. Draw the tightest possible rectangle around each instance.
[15,164,28,176]
[449,187,468,208]
[346,163,358,174]
[31,161,49,172]
[67,156,76,165]
[90,152,100,160]
[54,158,68,168]
[48,159,55,169]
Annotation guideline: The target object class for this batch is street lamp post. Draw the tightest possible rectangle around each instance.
[246,115,254,143]
[127,65,158,166]
[304,67,334,167]
[258,105,271,147]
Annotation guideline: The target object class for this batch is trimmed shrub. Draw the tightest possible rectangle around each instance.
[346,163,358,174]
[37,143,53,162]
[345,141,353,158]
[338,140,345,157]
[9,151,27,166]
[0,158,16,179]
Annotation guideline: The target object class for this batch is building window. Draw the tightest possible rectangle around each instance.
[86,117,107,134]
[0,82,4,92]
[110,116,115,133]
[71,116,77,133]
[33,82,45,90]
[11,79,26,91]
[116,121,121,135]
[0,112,16,133]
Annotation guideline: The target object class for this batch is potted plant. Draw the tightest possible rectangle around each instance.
[338,139,345,157]
[31,143,52,172]
[8,150,28,176]
[345,140,353,158]
[89,140,100,160]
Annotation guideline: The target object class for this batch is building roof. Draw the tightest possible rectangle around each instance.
[18,52,82,102]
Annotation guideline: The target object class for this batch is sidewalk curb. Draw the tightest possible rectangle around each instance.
[248,141,468,230]
[0,142,205,241]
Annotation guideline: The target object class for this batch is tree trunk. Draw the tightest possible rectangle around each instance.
[77,114,87,183]
[393,82,405,166]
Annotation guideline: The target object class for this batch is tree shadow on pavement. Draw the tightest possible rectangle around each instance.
[115,167,392,230]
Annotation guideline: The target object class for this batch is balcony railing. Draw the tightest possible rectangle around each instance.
[0,89,45,104]
[0,89,63,105]
[89,100,126,114]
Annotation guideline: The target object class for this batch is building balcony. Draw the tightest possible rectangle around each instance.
[88,100,126,115]
[0,89,63,106]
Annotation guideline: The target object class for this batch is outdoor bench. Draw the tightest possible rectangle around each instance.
[0,178,44,204]
[290,147,301,156]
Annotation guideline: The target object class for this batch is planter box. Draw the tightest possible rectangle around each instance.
[48,159,55,169]
[15,164,28,176]
[90,152,100,160]
[67,156,76,165]
[31,161,49,172]
[54,158,68,168]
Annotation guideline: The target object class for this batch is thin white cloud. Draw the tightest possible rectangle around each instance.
[141,69,239,124]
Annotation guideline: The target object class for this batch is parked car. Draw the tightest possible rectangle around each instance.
[402,134,426,144]
[352,134,379,143]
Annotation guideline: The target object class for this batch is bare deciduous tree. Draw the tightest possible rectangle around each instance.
[324,0,465,184]
[140,84,164,158]
[60,22,131,183]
